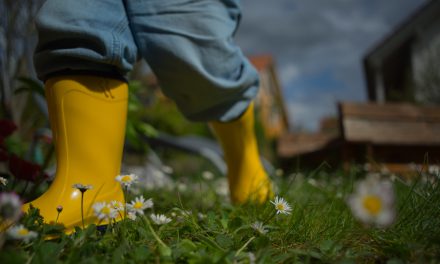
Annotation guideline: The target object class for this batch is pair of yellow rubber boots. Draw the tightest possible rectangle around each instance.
[22,75,272,232]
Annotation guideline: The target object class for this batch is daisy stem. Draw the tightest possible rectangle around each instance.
[55,212,60,224]
[19,181,29,197]
[142,215,169,249]
[81,192,85,229]
[124,186,128,220]
[235,236,255,257]
[262,210,277,225]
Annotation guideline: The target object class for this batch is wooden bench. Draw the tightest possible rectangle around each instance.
[338,102,440,171]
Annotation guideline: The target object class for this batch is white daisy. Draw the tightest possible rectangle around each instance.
[93,202,117,220]
[110,200,124,212]
[177,182,188,192]
[180,210,192,217]
[197,212,206,221]
[116,173,139,188]
[162,166,174,174]
[270,196,292,215]
[202,171,214,181]
[7,225,38,243]
[251,221,268,234]
[72,183,93,193]
[0,192,22,222]
[150,214,172,225]
[307,178,319,187]
[248,252,256,264]
[428,165,439,175]
[347,176,396,227]
[214,178,229,197]
[275,169,284,177]
[127,211,137,221]
[127,196,153,215]
[115,173,138,188]
[0,176,8,186]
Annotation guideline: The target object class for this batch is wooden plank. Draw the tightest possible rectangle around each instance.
[343,117,440,145]
[341,102,440,122]
[339,102,440,145]
[277,133,338,157]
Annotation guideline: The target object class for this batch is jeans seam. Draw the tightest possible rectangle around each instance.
[110,17,129,65]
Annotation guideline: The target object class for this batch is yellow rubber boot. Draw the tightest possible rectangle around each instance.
[210,103,273,204]
[22,75,128,233]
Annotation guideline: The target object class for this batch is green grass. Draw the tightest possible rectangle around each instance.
[2,167,440,263]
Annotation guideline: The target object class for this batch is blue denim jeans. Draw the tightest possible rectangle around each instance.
[34,0,259,122]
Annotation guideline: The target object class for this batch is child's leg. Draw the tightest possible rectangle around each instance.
[26,0,136,231]
[125,0,273,203]
[210,103,273,204]
[23,76,128,233]
[34,0,137,81]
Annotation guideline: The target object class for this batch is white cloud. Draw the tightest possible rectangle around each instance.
[236,0,426,131]
[279,64,300,84]
[287,97,337,132]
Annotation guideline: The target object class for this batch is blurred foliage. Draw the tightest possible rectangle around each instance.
[0,0,47,163]
[0,0,44,119]
[125,80,212,154]
[13,77,48,142]
[142,93,211,138]
[254,109,276,163]
[125,81,158,153]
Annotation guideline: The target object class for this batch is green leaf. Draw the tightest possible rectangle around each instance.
[133,245,151,262]
[229,217,244,230]
[112,243,127,263]
[195,234,225,252]
[206,211,219,230]
[159,244,172,257]
[215,234,233,249]
[33,241,65,263]
[138,122,158,138]
[387,258,405,264]
[0,248,28,264]
[319,239,344,257]
[253,236,270,248]
[220,218,229,230]
[42,223,65,236]
[179,239,198,252]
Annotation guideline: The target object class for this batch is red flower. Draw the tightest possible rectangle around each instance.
[8,155,47,182]
[0,119,17,149]
[0,119,17,138]
[0,147,8,161]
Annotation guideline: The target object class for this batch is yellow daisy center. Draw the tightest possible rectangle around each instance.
[276,203,285,211]
[134,201,143,209]
[121,175,131,182]
[101,207,111,215]
[362,195,382,216]
[18,228,29,236]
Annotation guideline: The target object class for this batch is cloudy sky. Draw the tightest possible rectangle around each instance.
[235,0,428,131]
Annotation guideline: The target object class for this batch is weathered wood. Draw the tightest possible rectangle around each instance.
[278,102,440,170]
[339,102,440,145]
[277,133,338,157]
[341,103,440,121]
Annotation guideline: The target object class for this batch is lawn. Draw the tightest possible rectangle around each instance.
[1,165,440,263]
